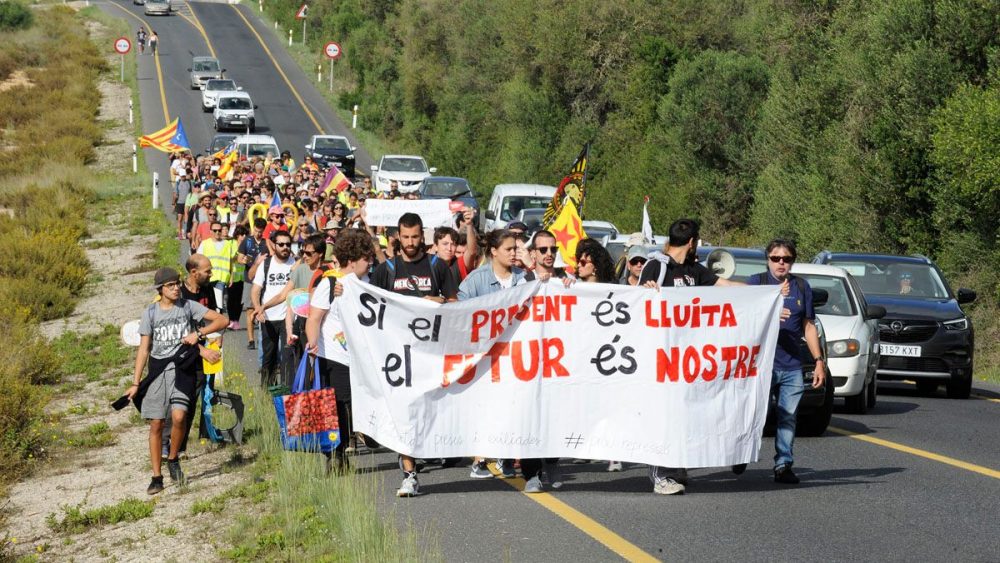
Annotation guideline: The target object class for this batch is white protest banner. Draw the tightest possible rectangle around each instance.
[337,277,782,468]
[363,199,454,227]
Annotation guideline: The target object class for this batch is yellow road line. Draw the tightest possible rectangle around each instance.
[487,466,659,562]
[972,394,1000,404]
[108,2,170,125]
[229,4,325,134]
[829,426,1000,480]
[183,1,216,58]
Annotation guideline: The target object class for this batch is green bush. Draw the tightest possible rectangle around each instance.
[0,1,32,32]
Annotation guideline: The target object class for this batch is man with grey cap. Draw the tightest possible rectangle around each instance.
[126,268,228,494]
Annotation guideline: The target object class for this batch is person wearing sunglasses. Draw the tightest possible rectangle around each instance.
[524,230,567,282]
[622,245,648,286]
[251,231,297,388]
[638,218,745,496]
[746,238,824,486]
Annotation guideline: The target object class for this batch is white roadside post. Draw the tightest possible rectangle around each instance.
[317,64,321,83]
[274,21,277,30]
[258,0,262,12]
[129,99,133,125]
[152,172,159,209]
[288,29,293,47]
[352,104,358,129]
[132,144,137,174]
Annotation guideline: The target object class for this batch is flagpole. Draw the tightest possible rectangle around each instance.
[579,141,591,219]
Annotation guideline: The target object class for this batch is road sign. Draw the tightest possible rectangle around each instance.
[323,41,342,60]
[295,3,308,19]
[114,37,132,55]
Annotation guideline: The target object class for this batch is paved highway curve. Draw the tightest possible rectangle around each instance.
[102,1,1000,560]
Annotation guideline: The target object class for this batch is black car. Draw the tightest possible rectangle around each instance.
[304,135,356,178]
[417,176,481,230]
[813,252,976,398]
[206,133,237,155]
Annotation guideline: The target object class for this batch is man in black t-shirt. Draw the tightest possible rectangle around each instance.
[638,219,743,496]
[370,212,457,498]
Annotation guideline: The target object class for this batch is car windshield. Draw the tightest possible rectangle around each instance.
[314,137,350,150]
[518,209,545,229]
[583,226,616,241]
[827,259,949,299]
[423,180,470,198]
[210,136,236,152]
[797,274,856,316]
[501,196,550,221]
[382,157,427,173]
[219,97,251,110]
[239,144,278,158]
[206,80,235,91]
[194,60,220,72]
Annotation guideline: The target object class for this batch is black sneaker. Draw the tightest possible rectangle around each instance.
[774,464,800,484]
[147,476,164,495]
[732,463,748,475]
[167,458,186,484]
[247,341,256,350]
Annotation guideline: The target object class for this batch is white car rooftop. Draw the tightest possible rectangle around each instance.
[791,263,852,277]
[217,91,252,101]
[492,183,557,196]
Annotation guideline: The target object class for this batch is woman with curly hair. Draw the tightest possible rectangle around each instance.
[574,238,616,284]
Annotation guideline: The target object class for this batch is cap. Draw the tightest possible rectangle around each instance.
[627,246,648,261]
[218,192,229,199]
[153,267,180,288]
[232,181,242,187]
[269,205,285,215]
[324,221,342,231]
[507,221,528,231]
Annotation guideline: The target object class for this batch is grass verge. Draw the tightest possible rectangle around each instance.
[46,497,155,534]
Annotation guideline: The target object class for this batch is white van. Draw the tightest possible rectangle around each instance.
[232,134,280,159]
[483,184,556,232]
[214,91,257,132]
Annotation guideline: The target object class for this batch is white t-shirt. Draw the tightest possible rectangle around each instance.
[309,272,368,365]
[252,256,295,321]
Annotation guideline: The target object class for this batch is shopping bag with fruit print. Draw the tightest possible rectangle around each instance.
[272,355,341,453]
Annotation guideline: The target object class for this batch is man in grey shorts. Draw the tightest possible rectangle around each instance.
[126,268,228,495]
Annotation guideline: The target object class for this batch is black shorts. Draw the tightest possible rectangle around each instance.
[174,203,185,215]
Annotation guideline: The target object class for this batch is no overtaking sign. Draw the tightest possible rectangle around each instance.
[114,37,131,54]
[324,42,342,60]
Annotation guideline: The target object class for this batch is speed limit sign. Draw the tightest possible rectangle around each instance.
[114,37,132,55]
[323,41,342,60]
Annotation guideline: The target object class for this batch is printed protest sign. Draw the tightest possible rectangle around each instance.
[363,199,454,228]
[337,277,782,468]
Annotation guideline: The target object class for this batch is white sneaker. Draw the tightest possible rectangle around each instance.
[607,461,623,472]
[523,475,544,494]
[653,478,685,495]
[469,461,493,479]
[396,473,420,497]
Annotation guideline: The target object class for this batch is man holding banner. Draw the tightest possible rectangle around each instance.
[369,212,458,497]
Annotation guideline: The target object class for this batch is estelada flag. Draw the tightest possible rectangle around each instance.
[542,143,589,229]
[139,118,191,153]
[550,199,585,268]
[316,164,352,198]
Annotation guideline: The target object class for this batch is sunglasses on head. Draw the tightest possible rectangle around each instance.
[768,255,794,264]
[534,246,558,255]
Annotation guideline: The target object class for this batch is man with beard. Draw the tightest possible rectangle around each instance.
[638,218,744,496]
[370,212,458,497]
[524,230,566,282]
[251,231,297,387]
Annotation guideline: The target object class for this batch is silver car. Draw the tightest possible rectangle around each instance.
[188,57,224,90]
[144,0,170,15]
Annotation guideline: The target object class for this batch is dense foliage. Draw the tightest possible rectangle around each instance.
[0,1,32,32]
[272,1,999,371]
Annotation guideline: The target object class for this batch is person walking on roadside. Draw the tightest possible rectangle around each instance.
[746,239,825,485]
[125,268,227,494]
[197,220,236,314]
[370,212,458,497]
[238,218,267,349]
[136,26,147,56]
[148,30,158,56]
[251,231,296,388]
[305,229,374,473]
[458,230,535,486]
[283,233,326,368]
[638,219,744,496]
[227,224,248,331]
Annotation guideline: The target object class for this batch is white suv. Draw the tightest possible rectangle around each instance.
[370,155,436,193]
[213,92,256,132]
[791,263,886,413]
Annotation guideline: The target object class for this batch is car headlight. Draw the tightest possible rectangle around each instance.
[313,152,324,158]
[943,317,969,331]
[827,339,860,358]
[345,155,354,159]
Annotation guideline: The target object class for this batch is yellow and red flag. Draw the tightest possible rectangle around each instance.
[315,164,352,198]
[138,118,190,153]
[217,149,239,180]
[550,199,585,268]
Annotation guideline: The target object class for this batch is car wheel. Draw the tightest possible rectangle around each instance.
[946,373,972,400]
[213,120,220,131]
[865,374,877,409]
[916,380,939,395]
[844,379,868,414]
[797,373,835,436]
[202,104,210,113]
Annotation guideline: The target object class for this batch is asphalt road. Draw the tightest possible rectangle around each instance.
[106,2,1000,560]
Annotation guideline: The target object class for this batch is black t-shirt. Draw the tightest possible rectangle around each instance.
[523,268,568,282]
[371,254,458,299]
[638,255,718,288]
[181,282,219,318]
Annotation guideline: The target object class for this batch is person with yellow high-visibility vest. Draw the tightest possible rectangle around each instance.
[197,220,237,321]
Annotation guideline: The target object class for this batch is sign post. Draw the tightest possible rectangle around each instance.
[323,41,341,92]
[295,4,308,44]
[113,37,131,82]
